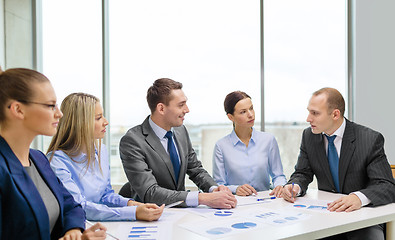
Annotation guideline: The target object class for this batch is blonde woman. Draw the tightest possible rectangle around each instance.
[0,68,106,240]
[47,93,164,221]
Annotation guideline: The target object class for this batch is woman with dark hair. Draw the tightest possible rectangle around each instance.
[0,67,106,239]
[212,91,287,196]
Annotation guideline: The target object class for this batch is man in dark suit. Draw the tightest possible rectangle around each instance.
[282,87,395,239]
[120,78,237,209]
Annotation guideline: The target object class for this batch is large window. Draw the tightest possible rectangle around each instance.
[264,0,347,183]
[109,0,261,185]
[40,0,347,189]
[41,0,102,149]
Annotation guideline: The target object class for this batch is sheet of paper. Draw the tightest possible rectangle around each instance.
[290,198,332,212]
[235,194,276,206]
[127,222,172,240]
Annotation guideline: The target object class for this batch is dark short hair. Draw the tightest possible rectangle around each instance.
[0,67,50,123]
[224,91,251,115]
[313,87,345,116]
[146,78,183,113]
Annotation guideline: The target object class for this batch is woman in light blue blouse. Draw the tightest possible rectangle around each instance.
[213,91,287,196]
[47,93,164,221]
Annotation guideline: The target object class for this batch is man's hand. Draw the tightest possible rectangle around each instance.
[199,191,237,209]
[327,194,362,212]
[136,203,165,221]
[269,185,283,198]
[282,184,300,203]
[236,184,257,196]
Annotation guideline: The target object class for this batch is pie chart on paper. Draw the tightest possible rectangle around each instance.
[214,210,233,217]
[231,222,257,229]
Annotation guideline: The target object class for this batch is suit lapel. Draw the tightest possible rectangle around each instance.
[313,134,336,189]
[142,117,178,185]
[338,120,356,192]
[0,137,50,238]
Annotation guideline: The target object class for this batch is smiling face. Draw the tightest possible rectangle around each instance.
[306,93,339,135]
[93,102,108,140]
[228,97,255,129]
[160,89,190,130]
[23,81,63,137]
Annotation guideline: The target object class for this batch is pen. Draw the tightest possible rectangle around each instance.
[85,220,119,240]
[165,200,184,208]
[291,182,295,200]
[256,196,276,201]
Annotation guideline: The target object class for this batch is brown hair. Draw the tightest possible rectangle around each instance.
[0,67,50,124]
[313,87,345,116]
[47,93,101,173]
[146,78,183,113]
[224,91,251,115]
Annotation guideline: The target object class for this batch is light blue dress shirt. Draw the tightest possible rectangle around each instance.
[48,144,137,221]
[213,128,287,193]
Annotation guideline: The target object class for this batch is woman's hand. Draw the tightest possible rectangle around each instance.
[59,223,106,240]
[236,184,257,196]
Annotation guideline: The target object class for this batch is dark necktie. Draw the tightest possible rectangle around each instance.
[326,135,340,192]
[165,131,180,182]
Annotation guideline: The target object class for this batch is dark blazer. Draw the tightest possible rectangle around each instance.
[119,116,217,206]
[0,136,85,240]
[289,119,395,206]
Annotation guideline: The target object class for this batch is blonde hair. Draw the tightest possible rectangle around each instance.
[47,93,101,173]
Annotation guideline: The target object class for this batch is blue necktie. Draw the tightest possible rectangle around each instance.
[326,135,340,192]
[165,131,180,182]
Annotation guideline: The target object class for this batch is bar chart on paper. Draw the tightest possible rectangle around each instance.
[128,226,158,239]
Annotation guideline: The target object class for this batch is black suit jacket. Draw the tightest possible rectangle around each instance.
[119,116,217,206]
[289,119,395,206]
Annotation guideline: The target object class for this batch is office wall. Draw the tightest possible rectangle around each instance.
[4,0,33,68]
[353,0,395,164]
[0,0,4,67]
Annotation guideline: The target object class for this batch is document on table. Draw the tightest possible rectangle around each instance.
[180,208,311,239]
[290,198,332,212]
[235,194,276,206]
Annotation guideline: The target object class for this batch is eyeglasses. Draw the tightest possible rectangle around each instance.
[8,100,59,111]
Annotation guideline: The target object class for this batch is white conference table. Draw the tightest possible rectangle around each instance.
[93,189,395,240]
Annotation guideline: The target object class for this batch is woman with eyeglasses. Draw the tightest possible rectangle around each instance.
[47,93,164,222]
[212,91,287,196]
[0,67,106,240]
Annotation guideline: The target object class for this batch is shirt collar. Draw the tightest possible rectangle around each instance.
[230,128,255,146]
[149,116,172,139]
[323,117,346,139]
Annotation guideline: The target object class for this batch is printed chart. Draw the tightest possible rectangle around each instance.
[290,198,332,212]
[128,226,158,239]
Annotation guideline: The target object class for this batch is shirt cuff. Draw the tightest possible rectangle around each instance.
[351,191,371,206]
[119,205,137,220]
[227,185,238,194]
[185,191,199,207]
[119,197,131,207]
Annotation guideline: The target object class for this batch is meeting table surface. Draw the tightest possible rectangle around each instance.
[88,189,395,240]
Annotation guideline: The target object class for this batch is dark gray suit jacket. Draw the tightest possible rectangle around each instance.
[119,116,217,206]
[289,119,395,206]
